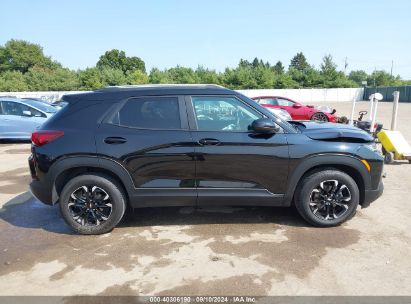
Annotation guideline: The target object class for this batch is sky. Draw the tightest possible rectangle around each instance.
[1,0,411,78]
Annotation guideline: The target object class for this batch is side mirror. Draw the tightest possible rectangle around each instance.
[292,103,302,108]
[250,118,279,134]
[22,110,32,117]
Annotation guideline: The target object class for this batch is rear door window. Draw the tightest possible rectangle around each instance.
[111,96,181,129]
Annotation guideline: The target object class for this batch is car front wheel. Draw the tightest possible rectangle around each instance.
[294,169,359,227]
[59,174,126,235]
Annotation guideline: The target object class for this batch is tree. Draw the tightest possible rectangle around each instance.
[289,52,309,71]
[25,66,79,91]
[273,61,284,74]
[367,70,402,87]
[96,49,145,74]
[348,70,368,86]
[167,66,199,83]
[195,66,221,84]
[320,55,337,77]
[99,67,127,86]
[0,71,29,91]
[127,70,149,85]
[149,68,172,84]
[78,67,106,90]
[0,39,58,73]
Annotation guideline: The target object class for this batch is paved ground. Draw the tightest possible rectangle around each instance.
[0,101,411,296]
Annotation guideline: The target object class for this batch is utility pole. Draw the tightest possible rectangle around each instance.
[390,60,394,77]
[391,91,400,131]
[344,57,348,74]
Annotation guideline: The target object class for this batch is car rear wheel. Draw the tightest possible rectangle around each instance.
[294,169,359,227]
[311,112,329,122]
[59,174,126,235]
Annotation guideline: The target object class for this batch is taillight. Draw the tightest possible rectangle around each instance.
[31,130,64,147]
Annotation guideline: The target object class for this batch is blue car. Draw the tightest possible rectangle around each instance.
[0,97,57,140]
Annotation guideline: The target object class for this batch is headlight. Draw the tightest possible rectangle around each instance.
[363,141,380,153]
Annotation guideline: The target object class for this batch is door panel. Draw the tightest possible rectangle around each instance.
[187,95,289,206]
[192,131,289,206]
[96,96,196,207]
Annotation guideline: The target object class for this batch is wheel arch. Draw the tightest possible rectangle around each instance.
[49,156,134,205]
[284,154,371,207]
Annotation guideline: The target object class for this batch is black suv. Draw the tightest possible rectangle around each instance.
[28,85,384,234]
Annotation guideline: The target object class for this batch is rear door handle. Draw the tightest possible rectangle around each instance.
[198,138,220,146]
[104,137,127,144]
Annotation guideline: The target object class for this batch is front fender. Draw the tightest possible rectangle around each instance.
[283,153,371,206]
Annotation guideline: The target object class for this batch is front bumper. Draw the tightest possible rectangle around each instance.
[362,180,384,208]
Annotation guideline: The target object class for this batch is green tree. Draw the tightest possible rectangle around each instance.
[0,39,58,73]
[167,66,199,83]
[149,68,172,84]
[273,61,285,74]
[96,49,145,74]
[275,73,299,89]
[100,67,127,86]
[78,67,105,90]
[25,66,79,91]
[195,66,221,84]
[127,70,149,85]
[289,52,310,71]
[320,55,337,77]
[348,70,368,86]
[0,70,29,91]
[367,70,402,87]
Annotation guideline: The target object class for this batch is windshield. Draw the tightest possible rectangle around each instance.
[21,99,57,113]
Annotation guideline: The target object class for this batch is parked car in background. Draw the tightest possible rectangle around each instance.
[252,96,337,122]
[259,106,292,121]
[51,100,68,109]
[28,85,383,234]
[0,97,57,140]
[21,97,66,110]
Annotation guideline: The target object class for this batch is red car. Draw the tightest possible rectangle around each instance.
[252,96,337,122]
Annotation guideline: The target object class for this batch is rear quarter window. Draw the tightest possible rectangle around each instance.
[110,96,181,129]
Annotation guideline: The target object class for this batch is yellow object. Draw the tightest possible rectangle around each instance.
[361,160,371,172]
[377,130,411,159]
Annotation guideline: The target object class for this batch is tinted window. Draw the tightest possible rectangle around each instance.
[112,97,181,129]
[192,96,262,131]
[277,98,294,106]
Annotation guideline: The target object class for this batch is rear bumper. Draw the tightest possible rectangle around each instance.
[362,180,384,208]
[29,180,53,205]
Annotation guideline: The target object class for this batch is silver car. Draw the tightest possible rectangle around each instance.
[0,98,57,140]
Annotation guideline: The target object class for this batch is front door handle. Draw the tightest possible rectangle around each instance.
[198,138,220,146]
[104,137,127,144]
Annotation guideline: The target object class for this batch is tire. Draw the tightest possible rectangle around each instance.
[384,152,394,164]
[59,173,126,235]
[294,169,359,227]
[311,112,329,122]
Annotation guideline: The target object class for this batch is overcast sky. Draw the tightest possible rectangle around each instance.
[1,0,410,78]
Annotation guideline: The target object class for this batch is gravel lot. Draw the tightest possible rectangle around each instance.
[0,101,411,296]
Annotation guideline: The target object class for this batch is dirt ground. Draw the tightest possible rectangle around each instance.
[0,101,411,296]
